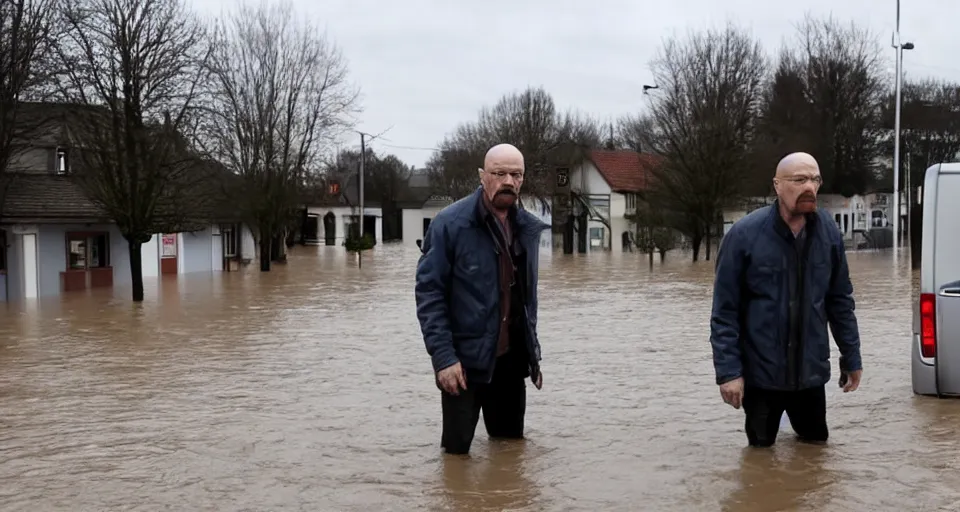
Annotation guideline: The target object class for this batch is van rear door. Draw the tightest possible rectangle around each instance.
[934,172,960,394]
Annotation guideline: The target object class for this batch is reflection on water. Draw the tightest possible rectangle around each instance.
[438,440,540,511]
[719,444,832,511]
[1,244,960,511]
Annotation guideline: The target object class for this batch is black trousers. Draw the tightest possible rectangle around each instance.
[440,351,527,455]
[742,385,828,447]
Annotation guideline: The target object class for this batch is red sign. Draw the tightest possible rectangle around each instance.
[161,234,177,258]
[328,181,340,194]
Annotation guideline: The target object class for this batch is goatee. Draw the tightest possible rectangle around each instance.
[492,189,517,209]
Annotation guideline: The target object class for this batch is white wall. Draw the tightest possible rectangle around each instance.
[401,207,446,248]
[569,161,613,195]
[179,226,215,274]
[609,193,631,253]
[141,235,159,278]
[308,206,384,246]
[212,227,224,271]
[521,197,553,253]
[241,224,256,261]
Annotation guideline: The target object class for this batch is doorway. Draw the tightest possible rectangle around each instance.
[324,212,337,246]
[22,233,38,298]
[160,233,178,275]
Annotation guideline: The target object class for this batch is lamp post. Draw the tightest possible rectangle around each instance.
[642,84,659,95]
[891,0,914,260]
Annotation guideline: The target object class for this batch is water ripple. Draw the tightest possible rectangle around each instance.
[0,244,951,511]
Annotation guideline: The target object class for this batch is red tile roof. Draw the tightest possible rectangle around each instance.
[587,150,662,193]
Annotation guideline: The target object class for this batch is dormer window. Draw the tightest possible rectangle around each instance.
[56,147,68,175]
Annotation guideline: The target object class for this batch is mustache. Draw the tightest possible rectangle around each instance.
[496,189,517,196]
[798,193,816,201]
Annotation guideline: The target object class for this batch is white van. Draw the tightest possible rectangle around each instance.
[912,163,960,396]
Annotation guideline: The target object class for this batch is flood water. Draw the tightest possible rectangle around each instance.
[1,244,958,511]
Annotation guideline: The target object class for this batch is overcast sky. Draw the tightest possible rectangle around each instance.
[194,0,960,168]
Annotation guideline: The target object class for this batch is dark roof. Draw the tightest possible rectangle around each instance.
[394,170,437,208]
[0,102,244,227]
[181,157,246,225]
[587,150,662,193]
[0,174,106,221]
[9,101,116,149]
[337,172,382,208]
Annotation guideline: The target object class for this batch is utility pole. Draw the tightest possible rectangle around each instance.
[891,0,915,264]
[358,132,365,269]
[353,126,392,270]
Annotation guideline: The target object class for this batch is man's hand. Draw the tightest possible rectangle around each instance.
[719,377,744,409]
[437,362,467,395]
[533,370,543,390]
[842,369,862,392]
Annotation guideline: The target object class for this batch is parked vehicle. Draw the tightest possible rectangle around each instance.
[912,163,960,396]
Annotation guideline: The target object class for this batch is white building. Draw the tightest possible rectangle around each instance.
[565,149,656,253]
[302,172,385,247]
[0,155,256,303]
[721,191,903,249]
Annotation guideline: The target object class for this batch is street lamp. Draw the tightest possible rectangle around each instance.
[892,28,914,255]
[642,84,659,95]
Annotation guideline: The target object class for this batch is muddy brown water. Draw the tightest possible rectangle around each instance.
[1,244,958,511]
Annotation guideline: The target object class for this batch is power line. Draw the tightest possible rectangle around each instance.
[374,142,441,152]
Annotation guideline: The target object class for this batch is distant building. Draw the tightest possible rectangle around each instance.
[0,102,253,303]
[561,149,661,253]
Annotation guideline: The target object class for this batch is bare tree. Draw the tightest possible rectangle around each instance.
[51,0,212,302]
[757,15,886,197]
[202,0,359,271]
[881,77,960,188]
[879,77,960,268]
[427,87,601,201]
[645,23,767,261]
[614,113,657,153]
[0,0,57,219]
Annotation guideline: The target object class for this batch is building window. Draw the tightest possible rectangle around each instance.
[56,147,69,175]
[222,224,238,257]
[67,232,109,269]
[0,229,6,273]
[589,226,604,248]
[626,193,637,210]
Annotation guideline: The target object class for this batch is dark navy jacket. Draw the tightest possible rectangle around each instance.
[415,187,550,383]
[710,202,863,391]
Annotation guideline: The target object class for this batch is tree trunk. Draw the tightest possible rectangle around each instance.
[705,224,712,261]
[659,248,667,262]
[259,237,271,272]
[128,239,144,302]
[691,234,703,262]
